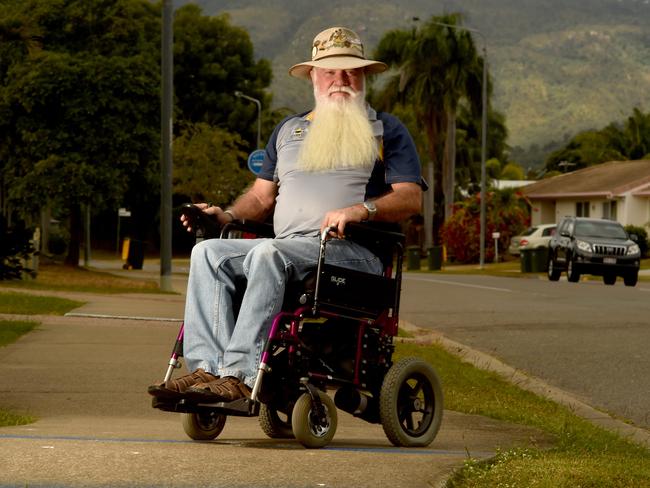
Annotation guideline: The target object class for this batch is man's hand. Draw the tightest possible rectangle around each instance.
[320,204,367,239]
[180,203,233,233]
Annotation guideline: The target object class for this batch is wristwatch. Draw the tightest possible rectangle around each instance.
[362,201,377,221]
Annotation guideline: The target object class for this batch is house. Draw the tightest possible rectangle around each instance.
[521,159,650,229]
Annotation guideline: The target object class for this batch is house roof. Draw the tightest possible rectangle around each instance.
[522,160,650,200]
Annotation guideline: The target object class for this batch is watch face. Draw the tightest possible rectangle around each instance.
[364,201,377,220]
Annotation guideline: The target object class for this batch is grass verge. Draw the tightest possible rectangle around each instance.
[395,342,650,487]
[0,291,84,315]
[0,263,162,294]
[0,320,38,426]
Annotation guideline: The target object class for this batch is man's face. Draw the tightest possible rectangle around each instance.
[311,67,365,102]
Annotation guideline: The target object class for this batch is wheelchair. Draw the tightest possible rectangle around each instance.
[152,204,443,449]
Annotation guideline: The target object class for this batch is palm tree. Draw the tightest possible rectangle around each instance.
[372,14,485,243]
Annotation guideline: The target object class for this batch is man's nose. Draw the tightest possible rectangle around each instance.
[333,70,349,85]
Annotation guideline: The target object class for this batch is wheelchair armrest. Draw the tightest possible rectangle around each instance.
[221,219,275,239]
[344,222,405,267]
[345,222,405,246]
[179,203,221,239]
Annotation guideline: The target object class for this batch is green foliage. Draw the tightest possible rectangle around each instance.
[441,189,530,263]
[625,225,648,258]
[0,217,35,280]
[0,0,273,263]
[172,123,254,207]
[500,162,525,180]
[0,0,161,265]
[485,158,501,179]
[372,13,492,233]
[173,5,273,150]
[545,107,650,172]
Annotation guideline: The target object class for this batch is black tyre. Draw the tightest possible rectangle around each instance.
[567,258,581,283]
[259,403,295,439]
[292,390,337,448]
[181,411,226,440]
[624,272,638,287]
[603,274,616,285]
[547,256,561,281]
[379,357,443,447]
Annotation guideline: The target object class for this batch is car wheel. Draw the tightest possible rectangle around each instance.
[547,256,561,281]
[603,274,616,285]
[567,258,580,283]
[624,272,638,287]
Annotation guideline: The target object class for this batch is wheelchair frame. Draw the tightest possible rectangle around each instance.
[152,204,443,448]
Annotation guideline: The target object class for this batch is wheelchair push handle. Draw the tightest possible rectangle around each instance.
[320,225,339,242]
[180,203,221,239]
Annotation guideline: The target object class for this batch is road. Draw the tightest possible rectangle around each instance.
[400,272,650,430]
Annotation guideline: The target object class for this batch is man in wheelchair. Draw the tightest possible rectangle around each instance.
[148,28,442,448]
[149,26,422,402]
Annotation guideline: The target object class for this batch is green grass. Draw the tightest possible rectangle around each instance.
[0,263,163,294]
[0,319,38,346]
[0,320,39,426]
[0,292,84,315]
[395,342,650,487]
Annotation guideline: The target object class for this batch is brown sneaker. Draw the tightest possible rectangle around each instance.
[185,376,251,403]
[147,368,218,399]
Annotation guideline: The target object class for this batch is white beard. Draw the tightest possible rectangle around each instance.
[298,86,378,172]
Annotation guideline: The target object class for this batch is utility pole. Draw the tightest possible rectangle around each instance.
[160,0,174,292]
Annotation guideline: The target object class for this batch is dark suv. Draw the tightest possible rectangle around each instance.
[547,217,641,286]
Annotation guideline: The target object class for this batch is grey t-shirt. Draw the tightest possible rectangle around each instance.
[258,107,421,238]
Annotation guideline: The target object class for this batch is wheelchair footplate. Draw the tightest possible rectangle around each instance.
[152,396,260,417]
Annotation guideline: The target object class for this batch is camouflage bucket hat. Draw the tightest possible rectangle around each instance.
[289,27,387,79]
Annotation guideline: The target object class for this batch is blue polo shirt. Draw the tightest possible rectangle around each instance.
[258,107,421,238]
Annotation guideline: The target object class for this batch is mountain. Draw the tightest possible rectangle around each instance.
[174,0,650,164]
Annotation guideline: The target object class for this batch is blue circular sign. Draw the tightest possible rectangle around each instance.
[247,149,266,175]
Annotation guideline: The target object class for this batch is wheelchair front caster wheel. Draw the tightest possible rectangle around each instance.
[181,411,227,440]
[259,403,295,439]
[380,357,443,447]
[291,390,337,448]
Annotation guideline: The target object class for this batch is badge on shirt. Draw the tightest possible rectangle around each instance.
[291,127,305,139]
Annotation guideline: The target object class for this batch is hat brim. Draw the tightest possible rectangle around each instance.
[289,56,388,80]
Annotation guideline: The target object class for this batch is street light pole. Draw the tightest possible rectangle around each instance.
[160,0,173,292]
[429,21,488,268]
[235,91,262,150]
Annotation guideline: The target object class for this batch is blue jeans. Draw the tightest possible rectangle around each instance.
[183,236,382,387]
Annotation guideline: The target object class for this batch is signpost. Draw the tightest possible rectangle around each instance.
[247,149,265,175]
[492,232,500,263]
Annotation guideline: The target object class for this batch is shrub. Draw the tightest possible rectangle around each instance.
[441,189,530,264]
[0,218,36,280]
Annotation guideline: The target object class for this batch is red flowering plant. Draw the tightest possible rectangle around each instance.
[441,189,530,264]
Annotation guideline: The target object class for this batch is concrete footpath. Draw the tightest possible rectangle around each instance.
[0,260,552,488]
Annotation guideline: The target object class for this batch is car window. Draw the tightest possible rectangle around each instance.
[542,227,556,237]
[574,221,627,239]
[522,227,536,236]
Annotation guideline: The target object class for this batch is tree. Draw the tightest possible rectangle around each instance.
[173,5,272,150]
[0,0,160,266]
[173,123,253,206]
[372,14,486,242]
[544,107,650,172]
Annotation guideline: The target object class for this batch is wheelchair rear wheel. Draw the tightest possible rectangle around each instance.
[181,411,227,440]
[291,390,338,448]
[379,357,443,447]
[259,403,295,439]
